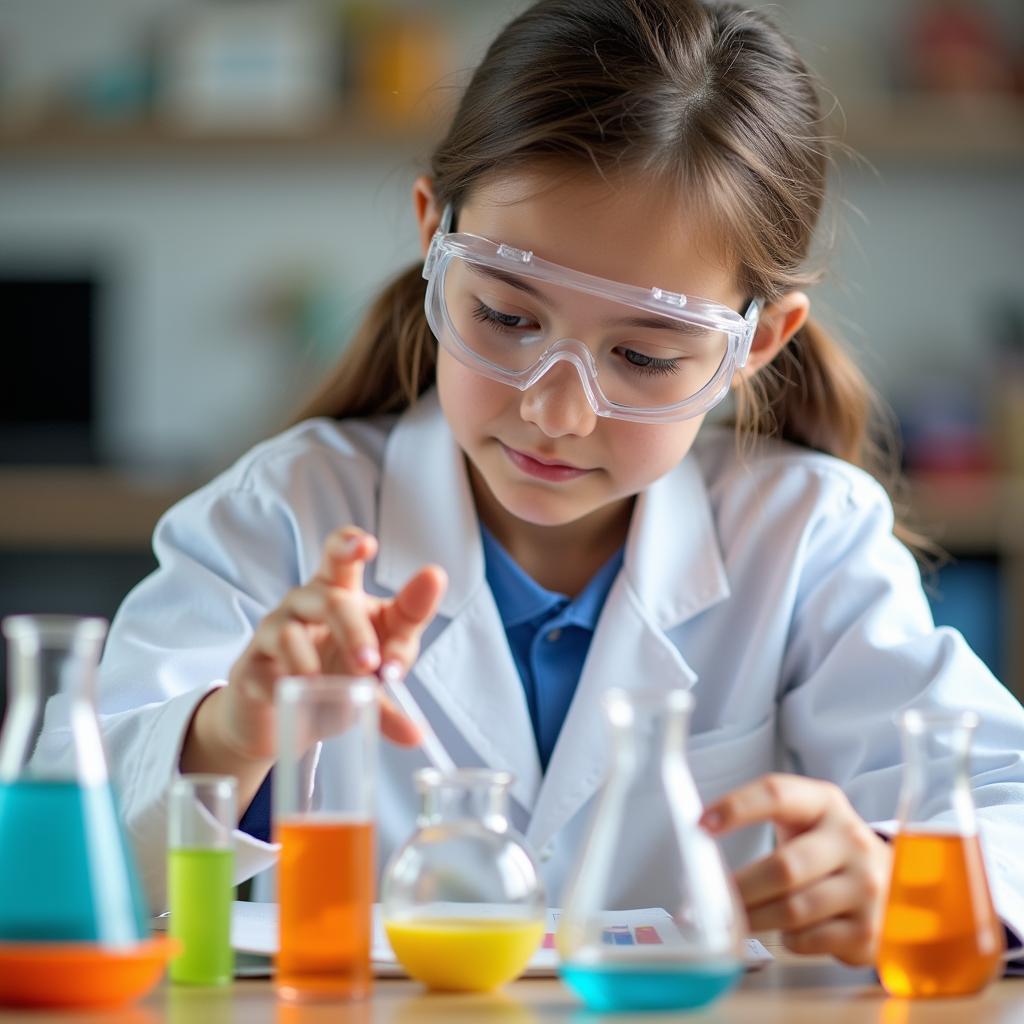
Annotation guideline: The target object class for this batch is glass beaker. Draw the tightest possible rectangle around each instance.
[556,688,745,1013]
[274,676,378,1003]
[0,615,148,946]
[168,774,236,985]
[877,709,1004,997]
[381,768,546,992]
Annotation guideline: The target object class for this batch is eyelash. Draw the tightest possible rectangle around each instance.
[470,300,682,377]
[472,301,529,331]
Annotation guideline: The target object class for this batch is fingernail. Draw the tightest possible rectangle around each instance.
[356,646,380,671]
[379,660,404,686]
[338,536,360,558]
[701,810,723,831]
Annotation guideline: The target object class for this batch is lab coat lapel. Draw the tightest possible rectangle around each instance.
[374,391,543,812]
[525,453,731,854]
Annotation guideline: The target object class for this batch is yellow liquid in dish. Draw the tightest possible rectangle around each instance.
[384,918,545,991]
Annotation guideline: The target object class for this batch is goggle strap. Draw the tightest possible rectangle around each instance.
[422,204,456,282]
[737,298,761,368]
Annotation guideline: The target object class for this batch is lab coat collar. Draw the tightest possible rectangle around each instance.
[375,390,732,823]
[376,391,545,811]
[623,441,732,631]
[376,390,483,618]
[376,389,731,630]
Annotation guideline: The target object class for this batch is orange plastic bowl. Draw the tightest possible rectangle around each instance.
[0,936,180,1009]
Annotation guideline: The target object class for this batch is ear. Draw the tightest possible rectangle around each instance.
[734,291,810,382]
[413,175,443,258]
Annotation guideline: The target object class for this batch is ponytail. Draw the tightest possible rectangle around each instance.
[289,262,435,425]
[736,317,872,466]
[736,316,929,552]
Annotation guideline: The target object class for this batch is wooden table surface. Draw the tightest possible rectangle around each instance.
[4,939,1023,1023]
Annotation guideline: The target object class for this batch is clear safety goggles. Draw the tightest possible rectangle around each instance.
[422,206,760,423]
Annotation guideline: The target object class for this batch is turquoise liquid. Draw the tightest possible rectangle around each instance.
[560,961,742,1012]
[0,779,148,945]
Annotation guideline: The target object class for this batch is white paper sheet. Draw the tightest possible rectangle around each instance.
[227,901,773,977]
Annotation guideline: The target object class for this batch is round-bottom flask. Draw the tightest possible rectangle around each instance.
[557,688,745,1013]
[382,769,546,992]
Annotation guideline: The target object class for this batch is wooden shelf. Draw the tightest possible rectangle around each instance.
[1,96,1022,165]
[0,467,195,549]
[904,473,1024,554]
[0,110,443,161]
[836,95,1024,166]
[2,464,1021,550]
[1,465,1021,698]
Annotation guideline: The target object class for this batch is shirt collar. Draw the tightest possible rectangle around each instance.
[481,524,562,628]
[481,522,624,632]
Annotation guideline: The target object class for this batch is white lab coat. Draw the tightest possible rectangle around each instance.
[33,390,1024,940]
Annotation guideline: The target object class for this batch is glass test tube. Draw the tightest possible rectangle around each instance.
[168,773,237,985]
[274,676,378,1003]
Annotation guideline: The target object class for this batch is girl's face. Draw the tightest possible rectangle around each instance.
[431,170,747,533]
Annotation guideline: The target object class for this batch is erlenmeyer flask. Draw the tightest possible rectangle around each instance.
[0,615,148,945]
[877,709,1004,997]
[382,769,546,991]
[557,688,745,1013]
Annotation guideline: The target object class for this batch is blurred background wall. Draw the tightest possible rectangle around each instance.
[1,0,1023,708]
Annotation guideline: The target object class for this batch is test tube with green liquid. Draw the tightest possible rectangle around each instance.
[168,774,237,985]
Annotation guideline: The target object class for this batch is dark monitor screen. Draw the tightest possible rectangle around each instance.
[0,274,98,463]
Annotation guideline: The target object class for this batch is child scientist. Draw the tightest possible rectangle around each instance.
[36,0,1024,967]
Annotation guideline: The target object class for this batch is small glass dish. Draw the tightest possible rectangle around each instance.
[0,936,180,1009]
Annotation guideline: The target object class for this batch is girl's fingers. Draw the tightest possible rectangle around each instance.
[701,773,844,837]
[379,691,422,747]
[278,621,321,676]
[315,526,379,592]
[377,565,448,674]
[253,584,380,676]
[782,915,878,966]
[745,871,863,932]
[733,823,850,908]
[319,588,381,674]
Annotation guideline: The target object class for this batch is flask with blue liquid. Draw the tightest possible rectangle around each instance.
[556,688,745,1013]
[0,615,148,945]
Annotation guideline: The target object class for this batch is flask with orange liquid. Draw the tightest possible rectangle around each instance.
[274,676,378,1002]
[877,709,1004,998]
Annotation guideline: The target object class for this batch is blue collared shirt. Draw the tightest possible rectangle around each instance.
[481,524,624,771]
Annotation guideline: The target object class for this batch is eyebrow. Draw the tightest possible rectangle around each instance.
[467,263,718,335]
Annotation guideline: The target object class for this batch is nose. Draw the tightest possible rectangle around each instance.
[518,356,599,438]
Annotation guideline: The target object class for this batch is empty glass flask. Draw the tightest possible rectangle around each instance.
[381,768,546,992]
[0,615,148,945]
[877,709,1004,997]
[556,688,745,1013]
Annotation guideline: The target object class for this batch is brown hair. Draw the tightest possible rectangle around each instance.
[295,0,911,529]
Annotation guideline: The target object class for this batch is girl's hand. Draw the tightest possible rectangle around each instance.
[700,774,892,966]
[217,526,447,763]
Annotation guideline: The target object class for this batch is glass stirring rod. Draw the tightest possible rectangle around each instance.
[379,663,456,774]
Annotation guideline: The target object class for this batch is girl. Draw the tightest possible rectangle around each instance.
[39,0,1024,967]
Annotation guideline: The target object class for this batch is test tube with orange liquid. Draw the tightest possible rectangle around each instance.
[877,710,1004,998]
[274,676,378,1002]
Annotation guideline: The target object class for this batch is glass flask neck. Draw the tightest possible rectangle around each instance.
[415,769,512,832]
[897,710,978,832]
[605,688,701,820]
[0,615,109,785]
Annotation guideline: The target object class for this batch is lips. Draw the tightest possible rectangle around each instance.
[500,443,592,482]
